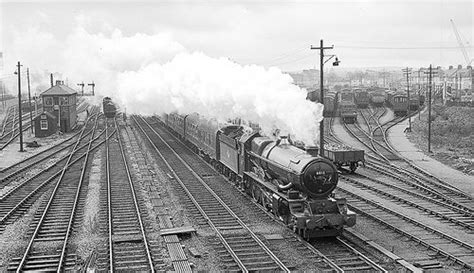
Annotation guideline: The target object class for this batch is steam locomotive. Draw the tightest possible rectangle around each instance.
[103,97,117,118]
[163,113,356,239]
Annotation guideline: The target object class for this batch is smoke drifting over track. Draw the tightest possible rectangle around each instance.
[5,22,323,144]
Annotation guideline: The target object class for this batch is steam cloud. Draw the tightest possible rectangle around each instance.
[4,20,323,144]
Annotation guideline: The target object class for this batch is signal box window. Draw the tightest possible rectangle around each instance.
[44,97,53,106]
[40,120,48,130]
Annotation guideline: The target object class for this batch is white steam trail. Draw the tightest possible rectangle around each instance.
[117,53,323,144]
[4,21,323,144]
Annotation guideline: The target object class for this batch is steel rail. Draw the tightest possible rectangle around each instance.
[134,115,290,272]
[0,131,80,175]
[105,119,114,273]
[340,175,473,230]
[0,129,102,201]
[150,116,346,272]
[0,130,110,227]
[109,118,155,272]
[16,115,99,272]
[339,187,474,251]
[335,237,388,272]
[114,117,155,272]
[57,114,100,271]
[341,189,474,270]
[0,106,98,175]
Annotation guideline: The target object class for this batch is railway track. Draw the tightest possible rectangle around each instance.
[96,118,155,272]
[141,116,399,272]
[337,185,474,270]
[0,132,83,188]
[7,114,103,271]
[356,108,474,210]
[0,116,104,233]
[342,173,474,230]
[332,114,474,228]
[0,107,37,151]
[134,115,290,272]
[333,107,474,212]
[326,114,474,270]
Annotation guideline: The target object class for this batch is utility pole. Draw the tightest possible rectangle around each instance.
[424,65,438,153]
[27,68,33,134]
[77,82,85,96]
[311,39,338,157]
[16,61,24,152]
[88,81,95,96]
[1,81,4,109]
[50,73,54,87]
[402,67,412,131]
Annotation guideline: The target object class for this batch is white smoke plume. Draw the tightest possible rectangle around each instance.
[117,53,323,144]
[4,20,323,144]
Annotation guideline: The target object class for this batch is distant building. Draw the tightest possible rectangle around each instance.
[287,69,319,89]
[40,80,78,132]
[33,111,57,137]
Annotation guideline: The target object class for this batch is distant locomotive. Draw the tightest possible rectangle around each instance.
[338,90,358,123]
[323,91,338,117]
[369,89,387,107]
[353,89,369,108]
[103,97,117,118]
[162,113,356,239]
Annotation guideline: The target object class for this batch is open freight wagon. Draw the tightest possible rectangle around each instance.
[323,145,364,173]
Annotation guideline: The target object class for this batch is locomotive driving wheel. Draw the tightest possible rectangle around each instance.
[251,185,262,204]
[350,162,358,173]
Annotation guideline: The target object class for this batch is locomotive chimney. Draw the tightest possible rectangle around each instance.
[278,135,290,145]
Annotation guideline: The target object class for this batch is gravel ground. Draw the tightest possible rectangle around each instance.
[0,152,70,197]
[70,148,104,263]
[0,130,77,169]
[404,105,473,176]
[0,189,52,271]
[127,124,223,271]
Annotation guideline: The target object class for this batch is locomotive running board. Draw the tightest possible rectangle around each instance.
[244,171,305,202]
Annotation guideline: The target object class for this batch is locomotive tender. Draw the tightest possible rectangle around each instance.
[163,113,356,239]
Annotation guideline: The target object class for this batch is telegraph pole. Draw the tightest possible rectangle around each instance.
[27,68,33,134]
[1,81,4,109]
[424,65,438,153]
[50,73,54,87]
[311,39,337,157]
[16,62,24,152]
[402,67,412,131]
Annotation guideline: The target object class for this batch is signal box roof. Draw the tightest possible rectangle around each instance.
[41,84,77,96]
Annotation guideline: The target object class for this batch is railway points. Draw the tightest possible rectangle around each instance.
[1,6,473,269]
[0,91,472,271]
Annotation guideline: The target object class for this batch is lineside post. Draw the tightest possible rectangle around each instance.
[424,65,438,153]
[16,61,24,152]
[311,39,335,157]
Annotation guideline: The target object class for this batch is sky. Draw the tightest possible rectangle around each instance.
[0,0,472,73]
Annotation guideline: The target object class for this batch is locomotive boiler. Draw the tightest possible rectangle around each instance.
[243,134,355,238]
[163,113,356,239]
[249,136,338,198]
